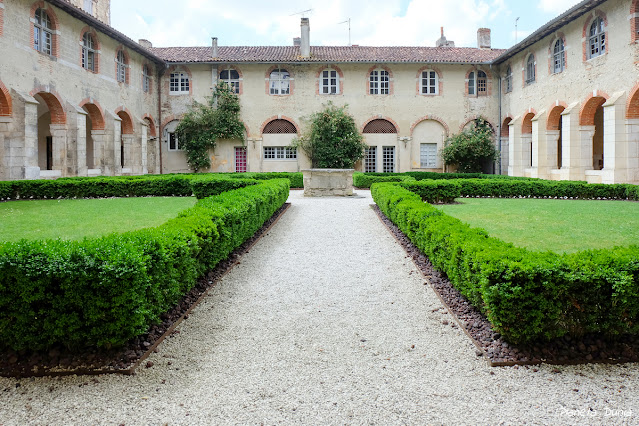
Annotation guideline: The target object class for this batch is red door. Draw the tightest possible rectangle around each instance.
[235,146,247,173]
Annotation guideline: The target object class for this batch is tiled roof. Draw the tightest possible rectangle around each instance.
[151,46,507,64]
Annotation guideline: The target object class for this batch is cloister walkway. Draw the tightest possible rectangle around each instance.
[0,190,637,425]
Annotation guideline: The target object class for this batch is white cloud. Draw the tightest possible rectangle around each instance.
[537,0,582,15]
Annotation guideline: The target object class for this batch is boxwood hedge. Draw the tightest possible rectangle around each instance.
[372,181,639,344]
[352,172,416,188]
[0,177,290,351]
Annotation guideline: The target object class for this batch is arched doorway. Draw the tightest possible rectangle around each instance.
[261,118,299,172]
[34,91,66,173]
[363,118,398,172]
[521,112,535,168]
[580,95,607,171]
[547,105,565,169]
[80,101,105,171]
[116,109,134,171]
[410,119,445,172]
[500,117,512,174]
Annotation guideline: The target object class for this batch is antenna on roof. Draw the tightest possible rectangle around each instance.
[338,18,351,46]
[290,9,313,18]
[515,17,520,43]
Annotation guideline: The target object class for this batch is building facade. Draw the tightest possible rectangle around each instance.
[0,0,638,184]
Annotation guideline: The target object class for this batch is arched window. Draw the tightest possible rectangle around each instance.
[369,69,389,95]
[143,64,151,93]
[525,54,535,84]
[504,66,513,93]
[34,8,53,55]
[82,32,96,72]
[220,68,240,93]
[553,39,565,73]
[169,70,189,94]
[269,68,290,95]
[588,17,605,58]
[420,70,438,95]
[320,68,339,94]
[116,50,127,83]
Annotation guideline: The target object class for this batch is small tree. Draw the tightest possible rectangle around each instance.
[175,82,245,172]
[441,118,499,173]
[292,103,367,168]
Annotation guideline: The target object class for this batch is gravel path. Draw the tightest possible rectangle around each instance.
[1,190,638,425]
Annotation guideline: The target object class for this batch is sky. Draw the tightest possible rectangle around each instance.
[110,0,584,50]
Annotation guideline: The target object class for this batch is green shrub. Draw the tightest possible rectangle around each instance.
[398,180,461,204]
[352,172,415,188]
[191,177,257,198]
[371,182,639,344]
[0,179,290,351]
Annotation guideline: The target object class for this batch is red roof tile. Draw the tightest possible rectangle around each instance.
[151,45,506,64]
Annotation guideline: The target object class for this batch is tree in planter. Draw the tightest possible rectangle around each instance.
[292,103,367,168]
[175,82,245,172]
[441,117,499,173]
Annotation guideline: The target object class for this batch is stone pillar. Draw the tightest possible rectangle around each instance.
[499,136,509,175]
[90,129,106,175]
[530,114,541,178]
[507,117,522,176]
[559,103,584,181]
[0,117,10,181]
[121,134,134,174]
[626,119,639,184]
[49,124,67,175]
[19,93,41,179]
[544,130,560,170]
[74,107,88,177]
[141,125,148,175]
[113,116,122,175]
[601,92,628,184]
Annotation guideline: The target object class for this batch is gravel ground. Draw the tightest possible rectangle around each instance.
[1,190,638,425]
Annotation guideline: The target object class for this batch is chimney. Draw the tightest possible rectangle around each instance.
[138,39,152,49]
[293,37,301,47]
[300,18,310,57]
[477,28,491,49]
[211,37,219,58]
[436,27,455,48]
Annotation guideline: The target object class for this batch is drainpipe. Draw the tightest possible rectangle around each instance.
[497,66,502,175]
[157,65,165,174]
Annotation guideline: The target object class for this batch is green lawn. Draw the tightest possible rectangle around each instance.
[437,198,639,253]
[0,197,197,242]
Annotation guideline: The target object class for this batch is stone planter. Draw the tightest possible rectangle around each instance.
[302,168,354,197]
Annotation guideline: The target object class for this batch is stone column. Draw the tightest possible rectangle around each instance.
[19,93,41,179]
[90,129,106,175]
[559,103,584,181]
[74,106,88,177]
[626,119,639,184]
[113,117,122,175]
[140,125,148,175]
[499,136,509,174]
[507,117,522,176]
[601,92,628,184]
[49,124,67,175]
[121,134,134,174]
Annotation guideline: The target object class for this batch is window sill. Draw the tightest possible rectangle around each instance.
[263,159,298,161]
[169,92,190,96]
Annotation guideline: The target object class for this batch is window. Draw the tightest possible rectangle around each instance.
[320,68,339,94]
[382,146,394,173]
[170,72,189,93]
[82,32,96,71]
[468,72,475,95]
[369,69,389,95]
[168,132,181,151]
[420,143,437,168]
[589,17,605,58]
[269,68,290,95]
[420,70,438,95]
[477,71,487,95]
[220,68,240,93]
[364,147,377,172]
[34,8,52,55]
[525,54,535,84]
[143,64,151,93]
[505,66,513,93]
[264,146,297,160]
[553,39,565,73]
[116,50,127,83]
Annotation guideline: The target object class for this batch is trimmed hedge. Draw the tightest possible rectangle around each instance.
[228,172,303,188]
[404,171,534,181]
[352,172,416,188]
[0,178,290,351]
[372,182,639,344]
[398,180,461,204]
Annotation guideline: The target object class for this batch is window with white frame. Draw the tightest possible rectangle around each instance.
[168,132,181,151]
[369,69,389,95]
[588,17,605,59]
[320,68,339,94]
[170,72,189,94]
[525,54,535,84]
[269,68,290,95]
[468,71,475,95]
[477,71,487,95]
[116,50,127,83]
[263,146,297,160]
[382,146,395,173]
[364,146,377,172]
[420,70,438,95]
[220,68,240,93]
[553,39,565,73]
[143,64,151,93]
[82,32,96,71]
[34,8,53,55]
[420,143,438,168]
[505,66,513,93]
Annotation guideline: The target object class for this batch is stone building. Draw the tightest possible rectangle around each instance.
[0,0,638,183]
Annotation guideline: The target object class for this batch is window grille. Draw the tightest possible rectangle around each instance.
[364,147,377,172]
[382,146,395,173]
[263,120,297,134]
[363,119,397,134]
[264,146,297,159]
